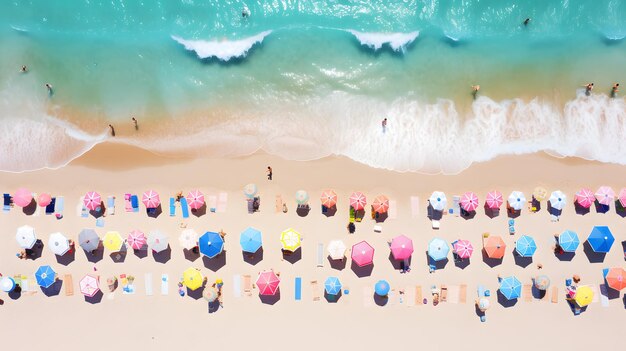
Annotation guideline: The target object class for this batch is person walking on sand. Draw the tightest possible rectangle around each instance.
[611,83,619,98]
[132,117,138,130]
[471,85,480,99]
[382,118,387,133]
[267,166,272,180]
[108,124,115,137]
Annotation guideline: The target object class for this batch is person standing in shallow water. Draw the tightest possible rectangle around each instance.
[523,18,530,26]
[611,83,619,98]
[267,166,272,181]
[109,124,115,137]
[132,117,138,131]
[382,118,387,133]
[471,85,480,100]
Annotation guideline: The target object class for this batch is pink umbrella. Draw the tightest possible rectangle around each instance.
[13,188,33,207]
[575,188,595,208]
[256,271,280,295]
[485,190,503,209]
[79,275,100,297]
[349,192,367,211]
[390,235,413,260]
[619,188,626,208]
[460,192,479,212]
[37,193,52,207]
[453,240,474,259]
[372,195,390,214]
[320,189,337,208]
[127,230,147,250]
[351,241,375,267]
[186,190,205,210]
[595,186,615,206]
[83,191,101,211]
[142,190,160,209]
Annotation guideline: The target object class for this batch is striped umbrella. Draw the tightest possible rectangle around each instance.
[428,191,447,211]
[80,275,100,297]
[179,229,199,250]
[460,192,479,212]
[618,188,626,208]
[484,235,506,259]
[295,190,309,205]
[256,271,280,295]
[390,235,413,260]
[515,235,537,257]
[127,230,147,250]
[35,265,56,288]
[349,192,367,211]
[280,228,301,252]
[606,268,626,291]
[351,241,374,267]
[485,190,503,209]
[595,186,615,206]
[499,276,522,300]
[37,193,52,207]
[243,183,258,198]
[507,191,526,211]
[327,240,347,260]
[324,277,342,295]
[14,188,33,207]
[320,189,337,207]
[549,190,567,210]
[453,239,474,259]
[142,190,160,209]
[83,191,101,211]
[48,232,70,256]
[428,238,449,261]
[16,225,36,249]
[372,195,390,214]
[558,230,579,252]
[186,189,205,210]
[575,188,595,208]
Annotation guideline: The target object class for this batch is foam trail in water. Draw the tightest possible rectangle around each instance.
[347,30,419,51]
[171,31,272,61]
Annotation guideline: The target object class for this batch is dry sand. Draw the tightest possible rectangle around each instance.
[1,143,625,350]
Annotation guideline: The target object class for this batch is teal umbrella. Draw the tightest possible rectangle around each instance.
[515,235,537,257]
[428,238,449,261]
[499,276,522,300]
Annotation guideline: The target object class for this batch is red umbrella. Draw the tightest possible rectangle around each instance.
[372,195,390,214]
[186,189,205,210]
[142,190,160,209]
[320,189,337,207]
[460,192,479,212]
[127,230,147,250]
[390,235,413,260]
[484,236,506,259]
[14,188,33,207]
[351,241,375,267]
[606,268,626,291]
[38,193,52,207]
[485,190,503,209]
[256,271,280,295]
[349,192,367,211]
[83,191,101,211]
[575,188,594,208]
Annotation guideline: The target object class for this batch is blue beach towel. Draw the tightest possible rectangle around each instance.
[169,197,176,217]
[131,195,139,212]
[295,277,302,301]
[180,197,189,218]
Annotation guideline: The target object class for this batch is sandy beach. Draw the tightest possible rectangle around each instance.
[0,143,624,350]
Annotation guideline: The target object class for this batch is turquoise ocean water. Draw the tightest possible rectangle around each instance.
[1,0,626,173]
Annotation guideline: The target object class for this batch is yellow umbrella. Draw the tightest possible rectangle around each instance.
[533,187,548,201]
[182,268,203,291]
[574,285,594,307]
[280,228,301,252]
[103,231,124,252]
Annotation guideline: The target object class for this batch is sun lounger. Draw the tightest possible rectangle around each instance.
[144,273,153,296]
[64,274,74,296]
[477,285,486,297]
[106,196,115,215]
[45,198,56,215]
[431,220,440,230]
[233,275,242,298]
[295,277,302,301]
[208,195,217,213]
[373,225,382,233]
[440,285,448,302]
[523,284,532,302]
[415,286,423,306]
[54,196,64,219]
[316,243,324,267]
[180,197,189,218]
[21,276,30,292]
[169,197,175,216]
[217,192,228,213]
[125,194,133,212]
[131,195,139,212]
[310,280,320,301]
[551,287,558,303]
[160,274,169,295]
[243,275,252,296]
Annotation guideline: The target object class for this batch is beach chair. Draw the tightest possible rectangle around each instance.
[440,285,448,302]
[295,277,302,301]
[373,225,382,233]
[160,274,169,295]
[130,195,139,212]
[64,274,74,296]
[310,280,320,301]
[431,220,440,230]
[45,197,56,215]
[243,275,252,296]
[145,273,153,296]
[125,194,133,212]
[459,284,467,303]
[169,197,175,216]
[217,192,228,213]
[54,196,64,219]
[180,197,189,218]
[107,196,115,215]
[551,287,559,303]
[316,243,324,267]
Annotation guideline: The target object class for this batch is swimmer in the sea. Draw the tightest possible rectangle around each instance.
[132,117,138,131]
[45,83,53,95]
[523,18,530,26]
[242,7,250,18]
[21,65,27,73]
[611,83,619,98]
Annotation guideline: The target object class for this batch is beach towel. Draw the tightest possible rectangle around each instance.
[275,195,283,213]
[363,287,373,307]
[447,285,460,303]
[440,285,448,302]
[131,195,139,212]
[208,195,217,213]
[523,284,533,302]
[452,195,461,216]
[295,277,302,301]
[316,243,324,267]
[217,192,228,213]
[107,196,115,215]
[54,196,64,219]
[459,284,467,303]
[96,217,104,227]
[311,280,320,301]
[145,273,153,296]
[20,277,30,292]
[160,274,169,295]
[388,200,398,219]
[169,197,175,216]
[410,196,419,218]
[232,275,242,298]
[590,286,600,303]
[406,286,416,307]
[243,275,252,296]
[477,285,486,297]
[125,194,133,212]
[64,274,74,296]
[180,197,189,218]
[551,287,559,303]
[80,197,89,218]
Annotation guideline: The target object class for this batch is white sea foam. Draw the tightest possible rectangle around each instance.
[171,31,272,61]
[346,30,419,52]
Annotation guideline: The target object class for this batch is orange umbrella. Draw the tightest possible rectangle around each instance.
[320,189,337,207]
[483,235,506,259]
[606,267,626,291]
[372,195,390,213]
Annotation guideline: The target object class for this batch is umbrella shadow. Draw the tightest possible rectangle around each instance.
[9,285,22,300]
[191,203,207,217]
[152,245,172,264]
[484,204,500,219]
[482,250,503,268]
[426,251,448,270]
[89,202,105,218]
[389,252,402,270]
[282,247,302,264]
[84,243,104,263]
[187,286,205,300]
[374,210,388,223]
[110,249,127,263]
[259,290,280,305]
[475,303,486,318]
[351,261,374,278]
[296,205,310,217]
[531,285,547,299]
[355,209,366,221]
[22,199,37,215]
[600,283,621,300]
[594,200,610,214]
[555,250,576,261]
[615,200,626,217]
[574,201,590,215]
[84,290,103,304]
[203,252,227,271]
[531,197,541,212]
[497,290,518,308]
[513,250,533,268]
[208,300,221,313]
[322,205,337,217]
[547,202,562,217]
[583,241,606,263]
[623,295,626,309]
[507,208,521,219]
[55,249,76,266]
[147,204,162,218]
[134,247,148,259]
[373,293,388,306]
[454,258,470,269]
[426,204,443,220]
[324,291,342,303]
[460,209,476,220]
[41,279,63,297]
[28,240,44,260]
[243,248,263,265]
[184,248,201,262]
[328,256,347,270]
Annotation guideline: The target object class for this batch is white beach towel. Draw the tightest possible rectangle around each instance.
[599,284,610,307]
[145,273,153,296]
[387,289,397,307]
[232,275,242,298]
[161,274,169,295]
[410,196,419,218]
[590,285,599,303]
[217,192,228,213]
[208,195,217,212]
[54,196,64,217]
[363,287,373,307]
[388,200,397,219]
[77,196,85,217]
[316,243,324,267]
[21,278,30,292]
[447,285,460,303]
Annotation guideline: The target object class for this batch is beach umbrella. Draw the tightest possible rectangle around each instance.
[83,191,101,211]
[199,232,224,258]
[16,225,36,249]
[280,228,301,252]
[37,193,52,207]
[103,231,124,252]
[515,235,537,257]
[372,195,390,214]
[428,237,449,261]
[179,229,198,250]
[390,235,413,260]
[14,188,32,207]
[484,236,506,259]
[147,230,169,253]
[558,230,580,252]
[477,297,490,311]
[549,190,567,210]
[618,188,626,208]
[499,276,522,300]
[595,186,615,206]
[256,271,280,295]
[240,227,262,253]
[0,277,16,292]
[327,240,347,260]
[533,187,548,201]
[35,265,56,288]
[203,287,219,302]
[605,268,626,291]
[78,228,100,252]
[460,192,479,212]
[428,191,447,211]
[351,241,374,267]
[127,230,147,250]
[453,239,474,259]
[574,286,593,307]
[324,277,342,295]
[374,280,390,296]
[142,190,160,209]
[587,226,614,253]
[79,275,100,297]
[295,190,309,205]
[534,275,551,290]
[48,232,70,256]
[320,189,337,207]
[575,188,595,208]
[485,190,503,209]
[186,189,205,210]
[243,183,257,198]
[349,192,367,211]
[507,191,526,211]
[182,268,204,291]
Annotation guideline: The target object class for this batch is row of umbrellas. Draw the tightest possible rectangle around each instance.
[85,190,206,210]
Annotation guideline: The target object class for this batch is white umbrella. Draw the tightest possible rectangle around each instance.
[78,228,100,252]
[49,232,70,256]
[16,225,36,249]
[428,191,447,211]
[179,229,198,250]
[327,240,347,260]
[148,230,169,253]
[549,190,567,211]
[243,184,258,199]
[507,191,526,211]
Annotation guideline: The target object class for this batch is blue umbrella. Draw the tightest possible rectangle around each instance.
[375,280,390,296]
[240,227,262,253]
[0,277,16,292]
[35,265,56,288]
[559,230,579,252]
[499,276,522,300]
[587,226,614,253]
[198,232,224,258]
[428,238,450,261]
[324,277,342,295]
[515,235,537,257]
